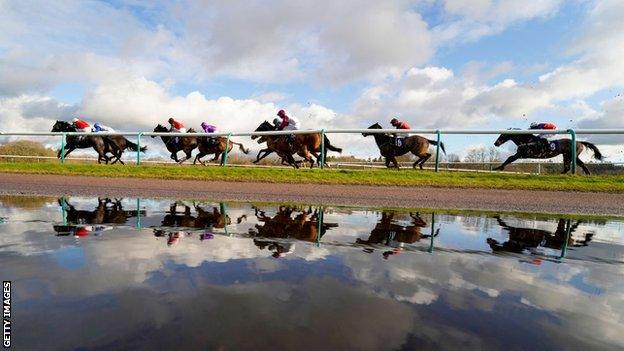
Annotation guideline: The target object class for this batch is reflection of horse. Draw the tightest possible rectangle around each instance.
[357,212,437,259]
[160,203,246,229]
[59,197,143,225]
[253,239,296,258]
[493,131,603,174]
[487,216,593,254]
[252,206,337,242]
[362,123,445,169]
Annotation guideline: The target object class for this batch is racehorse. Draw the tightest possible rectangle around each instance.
[152,124,198,164]
[51,121,118,164]
[101,134,147,165]
[251,120,342,168]
[362,123,446,169]
[493,131,603,174]
[193,136,250,166]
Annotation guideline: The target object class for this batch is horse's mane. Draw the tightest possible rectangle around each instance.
[187,128,196,133]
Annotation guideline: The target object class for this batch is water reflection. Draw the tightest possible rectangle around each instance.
[356,212,438,259]
[1,196,623,350]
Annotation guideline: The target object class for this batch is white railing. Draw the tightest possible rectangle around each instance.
[1,128,624,173]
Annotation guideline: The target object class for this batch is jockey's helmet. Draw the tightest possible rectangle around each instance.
[168,117,174,124]
[530,122,538,128]
[277,110,286,117]
[72,117,79,123]
[390,118,399,126]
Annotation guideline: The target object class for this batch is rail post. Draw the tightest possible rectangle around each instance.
[136,198,142,229]
[222,133,232,166]
[559,219,572,259]
[428,212,435,253]
[60,132,66,164]
[316,207,324,247]
[320,129,326,169]
[568,129,576,174]
[434,130,441,172]
[136,132,143,165]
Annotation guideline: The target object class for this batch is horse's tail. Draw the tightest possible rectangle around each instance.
[580,141,603,161]
[427,139,446,155]
[324,135,342,153]
[126,139,147,153]
[236,142,250,154]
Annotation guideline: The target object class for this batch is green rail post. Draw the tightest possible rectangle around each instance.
[222,133,232,166]
[60,132,66,164]
[316,207,324,247]
[220,203,230,236]
[559,219,572,259]
[568,129,576,174]
[434,130,441,172]
[60,196,67,225]
[320,129,326,169]
[136,199,141,229]
[136,133,143,165]
[428,212,435,253]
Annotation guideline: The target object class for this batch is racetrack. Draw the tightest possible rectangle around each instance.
[1,173,622,216]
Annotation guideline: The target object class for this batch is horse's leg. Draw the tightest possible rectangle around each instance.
[412,156,423,169]
[577,157,590,175]
[254,149,271,163]
[170,151,179,162]
[391,156,400,169]
[494,154,520,171]
[418,153,431,170]
[385,157,391,168]
[562,155,571,174]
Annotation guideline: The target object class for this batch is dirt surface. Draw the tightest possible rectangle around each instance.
[1,173,622,216]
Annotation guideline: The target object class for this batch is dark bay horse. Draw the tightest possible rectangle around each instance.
[103,135,147,165]
[152,124,198,163]
[193,136,250,166]
[362,123,446,169]
[51,121,118,163]
[493,131,603,174]
[251,120,342,168]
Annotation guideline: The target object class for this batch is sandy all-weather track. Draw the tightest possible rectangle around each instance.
[0,173,622,216]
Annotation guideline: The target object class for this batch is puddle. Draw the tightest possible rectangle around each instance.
[1,196,623,350]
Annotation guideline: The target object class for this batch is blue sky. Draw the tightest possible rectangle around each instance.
[1,0,623,159]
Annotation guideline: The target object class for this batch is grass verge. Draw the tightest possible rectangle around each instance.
[1,162,623,193]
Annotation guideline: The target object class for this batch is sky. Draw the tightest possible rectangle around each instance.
[1,0,623,160]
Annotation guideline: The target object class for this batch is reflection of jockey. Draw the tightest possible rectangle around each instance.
[167,231,184,246]
[390,118,410,147]
[74,226,92,237]
[274,110,299,144]
[92,122,115,133]
[168,117,186,146]
[201,122,219,146]
[529,122,557,151]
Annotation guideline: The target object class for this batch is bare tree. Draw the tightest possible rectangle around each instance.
[464,146,502,162]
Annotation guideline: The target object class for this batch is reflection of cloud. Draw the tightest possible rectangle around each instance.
[2,198,624,349]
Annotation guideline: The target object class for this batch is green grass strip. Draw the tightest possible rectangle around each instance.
[1,162,623,193]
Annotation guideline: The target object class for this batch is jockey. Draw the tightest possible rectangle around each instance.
[92,122,115,133]
[168,117,186,145]
[273,109,299,144]
[72,118,91,133]
[529,122,557,150]
[390,117,410,147]
[200,122,219,146]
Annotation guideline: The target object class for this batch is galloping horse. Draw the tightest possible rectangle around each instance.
[193,136,250,166]
[251,120,342,168]
[152,124,198,163]
[101,135,147,165]
[362,123,446,169]
[493,131,603,174]
[51,121,118,163]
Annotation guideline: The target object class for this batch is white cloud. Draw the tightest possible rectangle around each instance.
[434,0,563,43]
